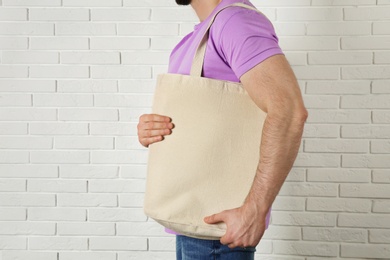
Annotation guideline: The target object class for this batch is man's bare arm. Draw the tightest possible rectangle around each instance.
[204,54,308,248]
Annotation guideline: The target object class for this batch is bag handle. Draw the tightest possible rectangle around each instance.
[190,2,264,77]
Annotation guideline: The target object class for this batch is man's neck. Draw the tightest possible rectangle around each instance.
[191,0,223,22]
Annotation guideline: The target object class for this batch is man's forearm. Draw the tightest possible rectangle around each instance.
[245,111,307,215]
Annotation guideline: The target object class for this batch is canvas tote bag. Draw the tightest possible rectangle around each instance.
[144,2,267,240]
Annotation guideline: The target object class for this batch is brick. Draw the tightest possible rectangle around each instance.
[303,227,367,242]
[370,229,390,243]
[302,95,339,108]
[91,8,150,21]
[118,252,175,260]
[342,154,390,168]
[30,37,89,50]
[307,168,370,183]
[344,7,390,20]
[115,136,144,150]
[0,221,55,235]
[303,124,339,138]
[120,108,152,123]
[0,122,27,135]
[0,194,54,206]
[294,153,340,167]
[0,79,55,92]
[307,109,370,123]
[342,125,390,138]
[262,226,301,240]
[279,36,339,51]
[0,165,57,178]
[30,65,89,78]
[0,151,28,163]
[34,93,92,107]
[151,36,182,50]
[120,193,145,207]
[2,51,58,64]
[371,139,390,153]
[292,66,339,80]
[0,93,31,106]
[342,66,390,80]
[308,51,372,65]
[58,79,117,93]
[0,108,56,121]
[0,179,25,192]
[149,237,175,251]
[372,80,390,93]
[29,8,89,21]
[58,108,118,121]
[272,22,306,36]
[94,94,153,107]
[55,136,113,149]
[90,37,149,50]
[58,222,115,235]
[121,165,147,179]
[274,241,338,257]
[91,65,151,79]
[28,179,86,192]
[29,122,88,135]
[90,122,136,135]
[307,22,371,35]
[0,65,28,78]
[375,51,390,64]
[253,0,311,6]
[307,198,371,212]
[0,136,51,149]
[0,22,54,35]
[118,23,179,36]
[88,208,146,222]
[0,36,28,50]
[0,236,26,250]
[373,22,390,35]
[272,196,305,211]
[2,0,61,6]
[0,8,27,21]
[342,36,390,50]
[341,184,390,198]
[373,170,390,183]
[279,183,338,197]
[63,0,122,7]
[1,251,57,260]
[29,237,88,250]
[342,95,390,108]
[341,244,390,259]
[119,79,155,93]
[271,212,336,226]
[60,252,116,260]
[284,52,307,65]
[0,208,25,221]
[339,213,390,228]
[90,237,147,251]
[305,139,368,153]
[56,23,116,36]
[60,165,118,179]
[89,179,146,193]
[91,150,148,164]
[372,200,390,213]
[277,8,342,21]
[30,151,89,164]
[123,0,176,6]
[61,51,120,64]
[122,51,170,65]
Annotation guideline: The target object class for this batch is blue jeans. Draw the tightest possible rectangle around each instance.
[176,235,256,260]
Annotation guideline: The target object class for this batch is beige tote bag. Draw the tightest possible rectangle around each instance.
[144,2,267,240]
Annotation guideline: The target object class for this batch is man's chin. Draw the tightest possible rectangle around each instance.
[175,0,192,5]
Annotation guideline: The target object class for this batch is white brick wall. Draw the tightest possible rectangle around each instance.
[0,0,389,259]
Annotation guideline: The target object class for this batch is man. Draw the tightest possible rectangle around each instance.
[137,0,308,259]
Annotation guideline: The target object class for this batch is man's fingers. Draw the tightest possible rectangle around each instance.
[140,122,173,131]
[141,129,171,138]
[140,136,163,147]
[140,114,171,123]
[204,211,226,224]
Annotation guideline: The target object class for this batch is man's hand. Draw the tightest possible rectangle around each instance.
[203,202,267,249]
[137,114,173,147]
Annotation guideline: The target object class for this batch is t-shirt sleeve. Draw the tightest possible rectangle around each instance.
[212,7,284,79]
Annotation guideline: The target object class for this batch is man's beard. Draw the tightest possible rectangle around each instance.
[176,0,192,5]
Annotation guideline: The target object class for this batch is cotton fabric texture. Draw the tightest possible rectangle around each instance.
[144,1,284,239]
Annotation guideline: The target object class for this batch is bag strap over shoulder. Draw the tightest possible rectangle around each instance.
[190,2,264,77]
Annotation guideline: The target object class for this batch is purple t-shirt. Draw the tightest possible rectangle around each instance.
[165,0,284,235]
